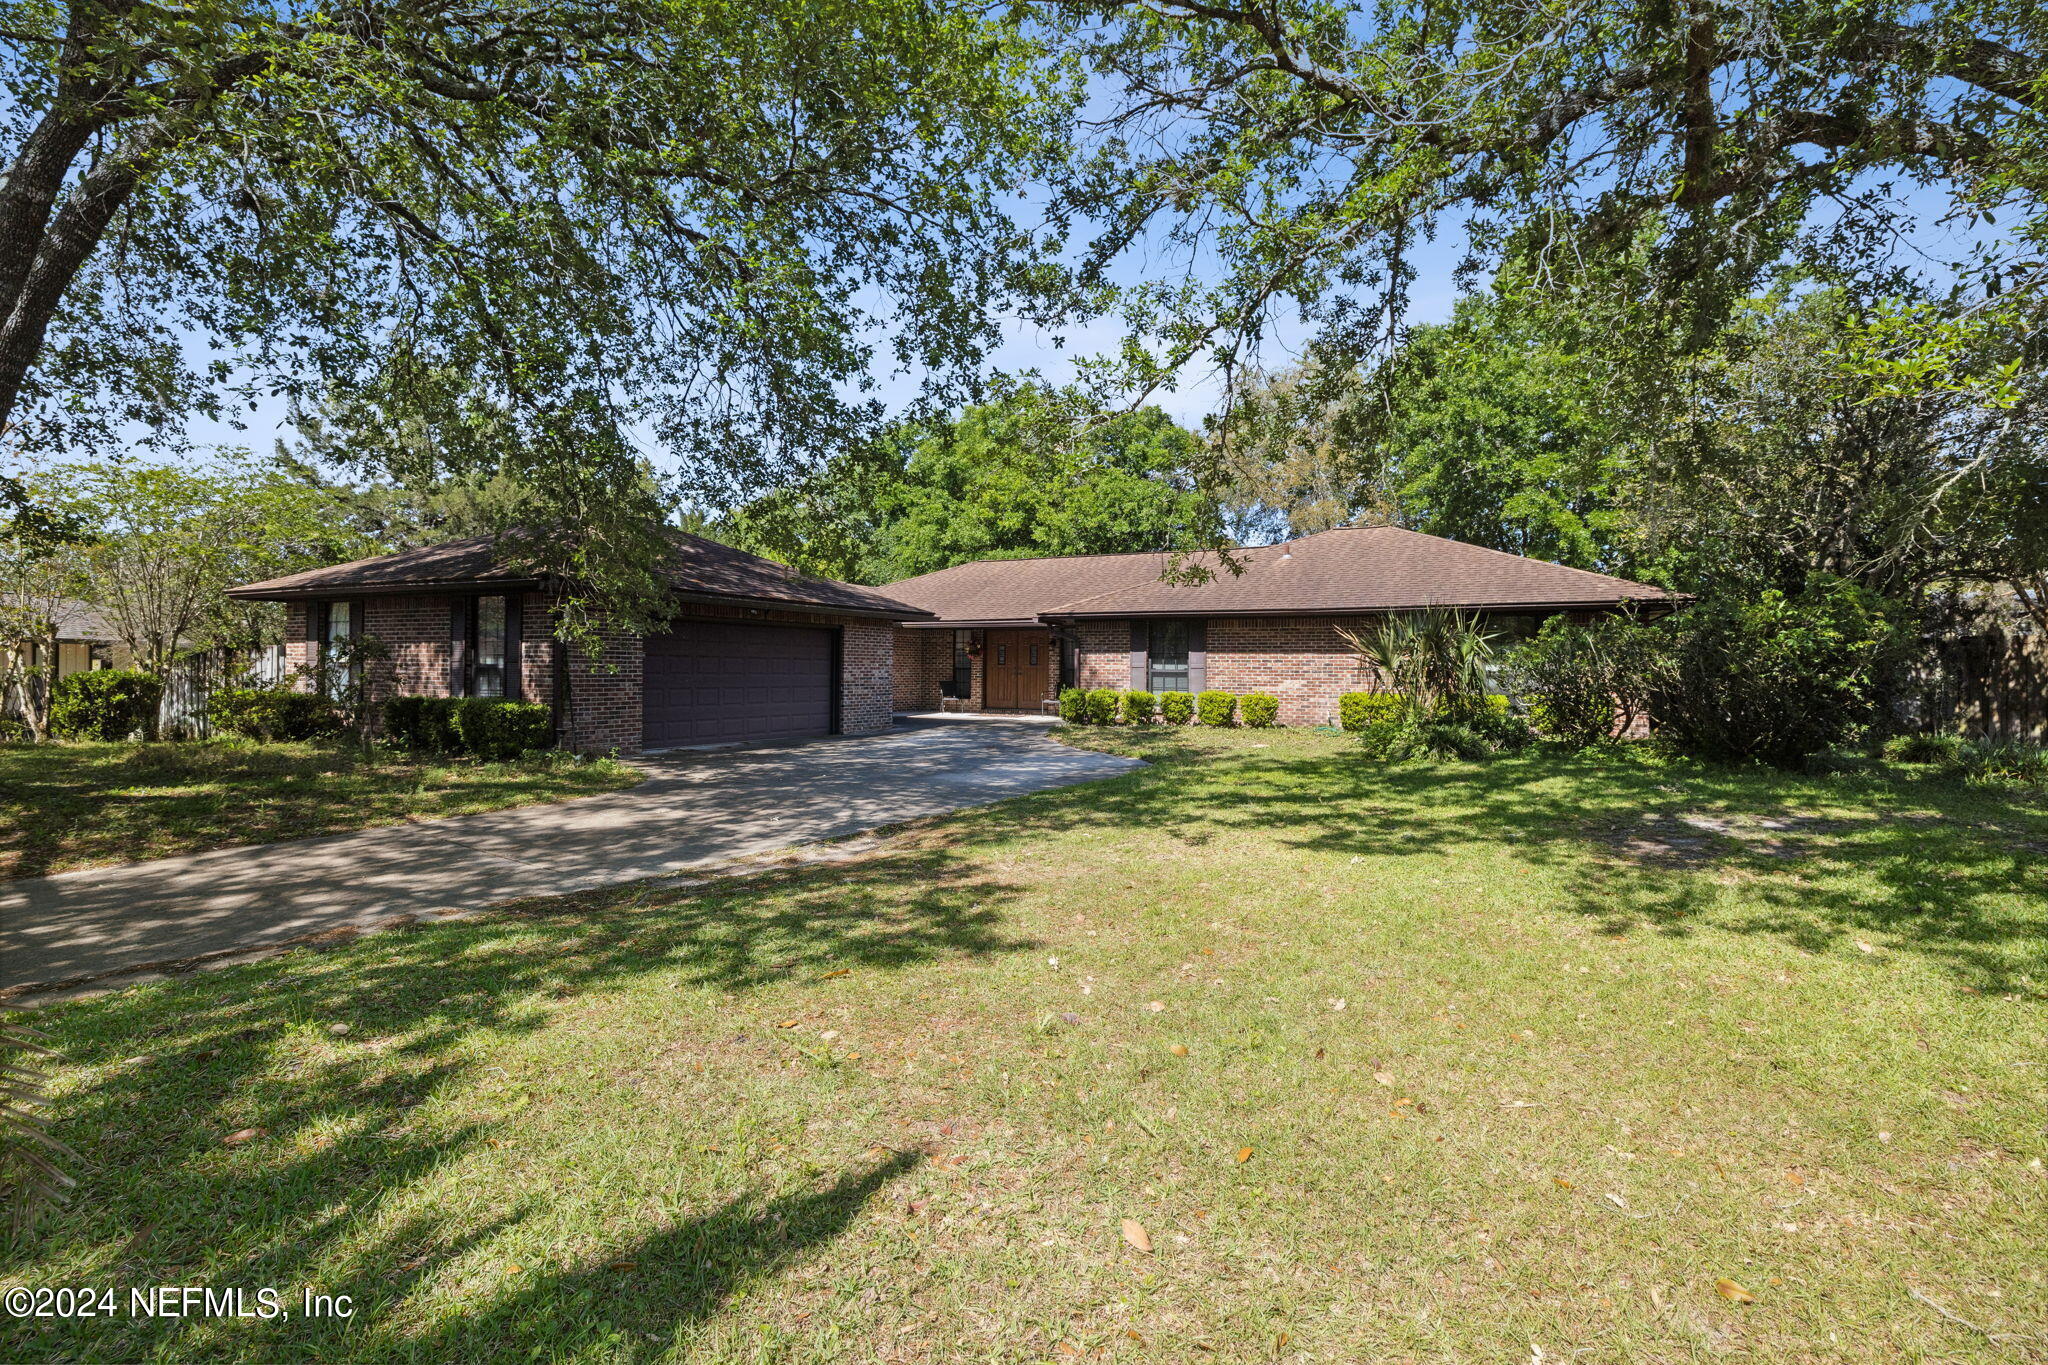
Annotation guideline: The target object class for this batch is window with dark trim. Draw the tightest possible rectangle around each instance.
[1146,619,1191,692]
[319,600,356,699]
[945,629,973,699]
[473,595,508,698]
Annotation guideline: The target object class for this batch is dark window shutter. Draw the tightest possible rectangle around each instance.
[1188,620,1208,693]
[504,595,523,701]
[449,597,469,697]
[308,601,324,644]
[1128,621,1146,690]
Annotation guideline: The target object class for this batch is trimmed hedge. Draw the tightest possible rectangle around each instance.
[1057,687,1089,724]
[1159,690,1195,726]
[50,669,162,742]
[1195,690,1236,727]
[1085,688,1122,725]
[1122,689,1157,724]
[1240,693,1280,728]
[383,695,553,758]
[1338,692,1408,732]
[210,687,344,742]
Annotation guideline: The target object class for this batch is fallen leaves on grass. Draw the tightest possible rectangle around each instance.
[1716,1278,1756,1303]
[1169,1043,1189,1056]
[1121,1219,1152,1253]
[1236,1146,1254,1163]
[222,1128,264,1145]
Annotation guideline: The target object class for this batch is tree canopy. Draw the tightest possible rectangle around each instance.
[725,388,1222,583]
[1065,0,2046,394]
[0,0,1074,625]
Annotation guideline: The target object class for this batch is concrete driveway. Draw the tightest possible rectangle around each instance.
[0,716,1142,993]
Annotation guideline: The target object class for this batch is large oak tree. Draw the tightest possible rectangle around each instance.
[0,0,1074,623]
[1064,0,2047,392]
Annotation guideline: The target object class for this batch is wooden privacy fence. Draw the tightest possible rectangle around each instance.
[158,645,289,738]
[1909,625,2048,744]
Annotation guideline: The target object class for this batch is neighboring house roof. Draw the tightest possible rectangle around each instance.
[888,525,1673,623]
[228,532,935,621]
[0,596,120,641]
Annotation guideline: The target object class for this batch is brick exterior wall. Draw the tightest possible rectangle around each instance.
[283,593,898,754]
[1075,615,1383,727]
[895,627,1062,713]
[892,627,955,711]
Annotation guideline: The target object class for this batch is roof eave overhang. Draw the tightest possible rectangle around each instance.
[1039,596,1678,622]
[894,616,1042,629]
[225,576,546,602]
[664,588,935,622]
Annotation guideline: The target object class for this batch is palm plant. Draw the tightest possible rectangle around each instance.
[1341,609,1501,714]
[2,1003,77,1242]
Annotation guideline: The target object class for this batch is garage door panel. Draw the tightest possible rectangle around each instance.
[643,622,834,748]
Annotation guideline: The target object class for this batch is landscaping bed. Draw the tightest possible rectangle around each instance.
[2,730,2041,1362]
[0,741,640,879]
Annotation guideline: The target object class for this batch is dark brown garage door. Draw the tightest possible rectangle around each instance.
[642,621,835,748]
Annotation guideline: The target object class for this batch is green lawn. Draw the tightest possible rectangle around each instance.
[2,729,2043,1363]
[0,740,641,879]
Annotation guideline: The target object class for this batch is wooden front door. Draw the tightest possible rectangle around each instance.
[984,630,1051,710]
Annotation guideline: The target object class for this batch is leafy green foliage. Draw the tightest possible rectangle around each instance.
[1240,693,1280,728]
[1085,688,1123,726]
[1656,580,1912,767]
[1509,617,1650,748]
[0,0,1075,635]
[726,387,1222,583]
[1071,0,2047,405]
[384,697,552,760]
[1883,733,1972,766]
[1340,610,1500,717]
[1057,687,1090,724]
[209,689,345,743]
[1338,692,1404,733]
[1159,690,1195,725]
[1195,690,1237,727]
[48,671,161,743]
[1121,689,1158,724]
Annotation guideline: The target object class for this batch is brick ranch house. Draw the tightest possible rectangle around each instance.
[228,533,934,753]
[886,525,1673,727]
[231,523,1671,751]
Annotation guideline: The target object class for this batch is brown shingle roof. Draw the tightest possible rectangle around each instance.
[881,550,1180,626]
[886,526,1670,622]
[228,532,934,620]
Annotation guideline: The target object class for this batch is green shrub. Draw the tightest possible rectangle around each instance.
[1240,693,1280,728]
[383,695,550,757]
[1085,688,1122,725]
[1195,690,1236,727]
[210,687,344,742]
[382,695,460,751]
[1122,689,1157,724]
[1057,687,1090,724]
[1338,692,1407,732]
[1655,579,1910,767]
[49,669,162,742]
[1967,742,2047,787]
[0,713,29,744]
[1159,690,1195,725]
[452,698,552,759]
[1414,720,1493,761]
[1882,732,1970,766]
[1508,617,1636,748]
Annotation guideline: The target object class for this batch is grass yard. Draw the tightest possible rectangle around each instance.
[3,728,2043,1363]
[0,740,641,879]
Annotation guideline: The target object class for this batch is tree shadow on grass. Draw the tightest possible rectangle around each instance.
[982,741,2047,996]
[0,841,1021,1363]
